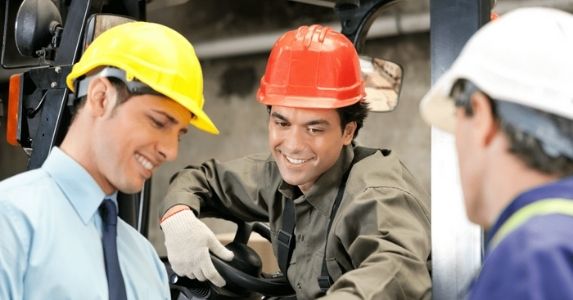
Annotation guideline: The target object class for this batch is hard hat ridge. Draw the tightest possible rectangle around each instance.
[257,24,365,109]
[298,24,330,48]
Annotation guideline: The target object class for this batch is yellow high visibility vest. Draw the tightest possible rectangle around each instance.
[489,198,573,250]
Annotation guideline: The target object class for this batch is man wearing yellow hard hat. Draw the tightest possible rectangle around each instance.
[160,25,431,299]
[0,22,217,299]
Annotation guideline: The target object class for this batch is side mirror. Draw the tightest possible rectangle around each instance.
[15,0,62,57]
[360,56,402,112]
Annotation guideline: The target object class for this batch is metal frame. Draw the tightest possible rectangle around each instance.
[335,0,394,52]
[27,0,102,168]
[429,0,491,299]
[10,0,149,235]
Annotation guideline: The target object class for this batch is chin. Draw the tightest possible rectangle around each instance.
[122,187,143,194]
[116,181,145,194]
[280,175,297,186]
[465,205,485,227]
[279,173,302,187]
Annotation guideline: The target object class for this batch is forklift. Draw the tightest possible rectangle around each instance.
[1,0,493,298]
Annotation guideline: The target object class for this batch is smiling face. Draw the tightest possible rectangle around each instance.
[268,105,356,193]
[81,79,192,194]
[62,75,192,195]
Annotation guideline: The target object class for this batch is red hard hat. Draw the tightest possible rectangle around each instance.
[257,25,365,109]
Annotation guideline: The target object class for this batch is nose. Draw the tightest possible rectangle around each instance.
[157,133,179,162]
[280,126,306,154]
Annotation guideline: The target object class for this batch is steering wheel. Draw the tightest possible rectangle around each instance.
[166,220,295,299]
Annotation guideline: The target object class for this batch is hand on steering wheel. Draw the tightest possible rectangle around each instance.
[161,209,234,287]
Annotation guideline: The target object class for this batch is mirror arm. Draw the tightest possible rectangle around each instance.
[335,0,395,52]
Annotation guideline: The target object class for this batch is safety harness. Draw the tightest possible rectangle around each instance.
[277,147,385,295]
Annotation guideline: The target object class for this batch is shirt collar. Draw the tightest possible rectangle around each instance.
[278,145,354,216]
[485,176,573,249]
[42,147,116,224]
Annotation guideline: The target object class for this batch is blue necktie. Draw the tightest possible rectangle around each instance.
[99,199,128,300]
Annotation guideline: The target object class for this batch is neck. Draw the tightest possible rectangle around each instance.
[60,119,115,195]
[481,143,559,228]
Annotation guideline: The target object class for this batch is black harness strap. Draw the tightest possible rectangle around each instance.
[317,147,380,294]
[277,198,296,276]
[317,166,351,293]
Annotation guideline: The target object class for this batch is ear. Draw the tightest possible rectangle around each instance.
[342,121,357,145]
[470,92,499,147]
[85,77,117,117]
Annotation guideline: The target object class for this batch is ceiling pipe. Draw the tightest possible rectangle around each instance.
[194,0,573,60]
[194,12,428,60]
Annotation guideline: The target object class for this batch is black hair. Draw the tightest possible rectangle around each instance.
[336,100,369,140]
[451,79,573,177]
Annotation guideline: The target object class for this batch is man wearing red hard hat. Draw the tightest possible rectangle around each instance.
[160,25,431,299]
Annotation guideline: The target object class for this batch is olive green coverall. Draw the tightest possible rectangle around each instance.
[162,145,431,299]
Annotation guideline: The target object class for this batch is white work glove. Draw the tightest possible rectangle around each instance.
[161,209,234,287]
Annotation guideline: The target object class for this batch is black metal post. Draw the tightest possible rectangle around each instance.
[27,0,101,169]
[429,0,491,299]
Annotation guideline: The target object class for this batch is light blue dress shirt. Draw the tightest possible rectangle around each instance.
[0,147,170,300]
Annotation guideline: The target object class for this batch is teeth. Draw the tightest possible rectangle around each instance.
[135,153,154,170]
[285,156,308,165]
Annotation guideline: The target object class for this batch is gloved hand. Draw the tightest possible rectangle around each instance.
[161,209,234,287]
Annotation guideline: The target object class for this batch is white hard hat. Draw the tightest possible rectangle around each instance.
[420,7,573,133]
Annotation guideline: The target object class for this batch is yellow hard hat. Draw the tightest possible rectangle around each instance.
[66,21,219,134]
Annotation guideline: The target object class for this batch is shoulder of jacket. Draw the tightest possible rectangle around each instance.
[349,148,403,183]
[238,152,282,187]
[347,149,428,202]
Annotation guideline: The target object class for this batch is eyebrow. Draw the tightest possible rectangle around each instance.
[152,109,188,134]
[270,111,330,127]
[271,112,288,122]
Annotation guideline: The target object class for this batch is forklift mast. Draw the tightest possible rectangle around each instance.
[2,0,149,234]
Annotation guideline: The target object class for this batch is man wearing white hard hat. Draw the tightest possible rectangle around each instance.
[420,7,573,299]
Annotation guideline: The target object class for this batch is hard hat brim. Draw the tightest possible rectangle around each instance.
[419,70,457,133]
[179,96,220,135]
[257,94,364,109]
[67,61,219,135]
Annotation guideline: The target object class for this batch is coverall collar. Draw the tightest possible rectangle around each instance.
[485,176,573,249]
[278,145,354,217]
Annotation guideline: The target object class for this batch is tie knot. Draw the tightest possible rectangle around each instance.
[99,199,118,226]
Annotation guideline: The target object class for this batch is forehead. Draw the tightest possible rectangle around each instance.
[270,105,340,123]
[124,94,192,123]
